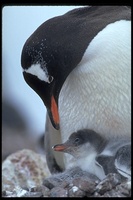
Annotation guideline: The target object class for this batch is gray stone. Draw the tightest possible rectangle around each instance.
[68,186,86,197]
[50,187,68,197]
[2,149,50,191]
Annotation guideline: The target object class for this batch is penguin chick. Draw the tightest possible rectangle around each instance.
[114,144,131,180]
[96,142,131,180]
[53,129,107,180]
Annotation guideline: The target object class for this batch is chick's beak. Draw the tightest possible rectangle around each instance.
[52,143,68,152]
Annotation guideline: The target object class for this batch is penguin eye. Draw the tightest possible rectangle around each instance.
[48,75,53,83]
[74,138,80,145]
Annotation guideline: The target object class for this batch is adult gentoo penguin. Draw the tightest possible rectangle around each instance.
[53,129,131,180]
[21,6,131,173]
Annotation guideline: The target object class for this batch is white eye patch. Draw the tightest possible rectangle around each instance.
[23,63,53,83]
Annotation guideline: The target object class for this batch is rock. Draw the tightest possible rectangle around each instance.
[2,149,50,192]
[43,166,99,189]
[2,153,131,197]
[67,171,99,197]
[92,173,131,197]
[40,185,50,197]
[72,176,98,195]
[95,173,123,195]
[68,185,85,197]
[50,187,68,197]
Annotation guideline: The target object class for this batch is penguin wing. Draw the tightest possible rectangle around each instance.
[96,154,117,175]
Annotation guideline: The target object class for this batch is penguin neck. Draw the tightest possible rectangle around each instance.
[77,150,97,169]
[59,20,131,145]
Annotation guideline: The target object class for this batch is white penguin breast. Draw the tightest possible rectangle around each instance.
[58,20,131,168]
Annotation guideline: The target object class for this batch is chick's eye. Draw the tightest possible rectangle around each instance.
[74,138,80,145]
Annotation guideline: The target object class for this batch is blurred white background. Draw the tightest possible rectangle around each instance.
[2,6,83,136]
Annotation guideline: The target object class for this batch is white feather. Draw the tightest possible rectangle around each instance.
[24,63,52,83]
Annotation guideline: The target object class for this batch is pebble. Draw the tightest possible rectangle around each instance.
[2,153,131,198]
[50,187,68,197]
[68,186,85,197]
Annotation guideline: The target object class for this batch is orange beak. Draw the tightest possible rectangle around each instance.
[51,95,60,129]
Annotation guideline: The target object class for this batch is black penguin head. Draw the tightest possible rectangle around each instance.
[21,8,90,130]
[21,17,67,129]
[21,6,103,130]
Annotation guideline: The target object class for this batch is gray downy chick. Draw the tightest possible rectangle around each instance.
[53,129,107,180]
